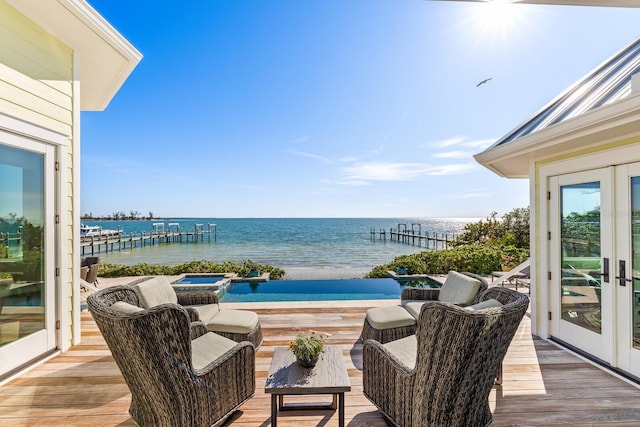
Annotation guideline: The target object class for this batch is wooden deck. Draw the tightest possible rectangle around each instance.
[1,298,640,426]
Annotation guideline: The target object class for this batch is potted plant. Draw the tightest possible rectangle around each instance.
[288,330,330,368]
[501,255,516,272]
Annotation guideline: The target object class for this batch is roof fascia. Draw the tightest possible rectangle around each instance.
[6,0,142,111]
[474,93,640,177]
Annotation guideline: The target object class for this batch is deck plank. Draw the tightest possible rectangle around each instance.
[1,298,639,426]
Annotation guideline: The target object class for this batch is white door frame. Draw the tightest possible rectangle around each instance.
[0,134,55,374]
[549,168,614,363]
[614,162,640,377]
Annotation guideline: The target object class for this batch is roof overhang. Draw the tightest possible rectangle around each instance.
[473,93,640,178]
[6,0,142,111]
[433,0,640,7]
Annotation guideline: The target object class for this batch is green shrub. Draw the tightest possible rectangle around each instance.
[99,259,286,280]
[453,207,529,249]
[365,244,529,278]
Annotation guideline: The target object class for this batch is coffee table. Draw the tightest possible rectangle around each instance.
[265,346,351,426]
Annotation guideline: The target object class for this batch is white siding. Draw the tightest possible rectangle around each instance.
[0,0,75,348]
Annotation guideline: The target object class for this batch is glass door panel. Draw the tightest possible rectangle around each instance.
[551,169,613,364]
[614,164,640,378]
[632,177,640,351]
[0,137,54,378]
[0,144,45,347]
[560,182,603,334]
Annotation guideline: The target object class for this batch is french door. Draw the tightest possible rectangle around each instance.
[550,164,640,378]
[614,163,640,377]
[0,137,56,377]
[550,168,614,364]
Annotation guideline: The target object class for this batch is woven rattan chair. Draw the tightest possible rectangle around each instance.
[363,287,529,427]
[87,285,256,427]
[129,276,263,348]
[361,271,489,344]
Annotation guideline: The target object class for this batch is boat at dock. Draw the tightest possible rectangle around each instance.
[80,224,122,238]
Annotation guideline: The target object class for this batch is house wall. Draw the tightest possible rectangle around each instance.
[0,0,75,348]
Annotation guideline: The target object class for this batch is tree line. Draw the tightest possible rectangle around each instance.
[81,211,158,221]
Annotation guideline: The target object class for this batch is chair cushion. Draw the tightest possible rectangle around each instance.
[467,299,503,310]
[402,301,429,319]
[438,271,482,304]
[189,303,220,323]
[366,305,416,330]
[383,335,417,369]
[133,276,177,308]
[205,309,259,334]
[191,332,238,371]
[110,301,144,314]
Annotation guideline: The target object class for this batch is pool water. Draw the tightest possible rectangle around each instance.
[219,277,441,302]
[173,274,227,284]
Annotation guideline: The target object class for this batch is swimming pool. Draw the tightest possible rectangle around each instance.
[173,274,228,285]
[218,277,441,302]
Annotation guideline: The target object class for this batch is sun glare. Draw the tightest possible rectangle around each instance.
[473,0,523,39]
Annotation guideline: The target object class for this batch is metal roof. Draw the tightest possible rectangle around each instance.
[491,36,640,148]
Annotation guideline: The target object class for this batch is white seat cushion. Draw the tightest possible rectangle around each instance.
[402,301,429,319]
[438,271,482,304]
[110,301,144,314]
[466,299,503,310]
[206,309,259,334]
[133,276,177,308]
[383,335,417,370]
[191,332,238,371]
[189,303,220,324]
[366,305,416,330]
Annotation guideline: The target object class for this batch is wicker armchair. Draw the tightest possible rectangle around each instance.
[361,272,489,344]
[87,285,256,427]
[128,276,263,348]
[363,287,529,427]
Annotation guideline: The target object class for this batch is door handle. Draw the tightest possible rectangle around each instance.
[589,257,610,283]
[615,260,632,287]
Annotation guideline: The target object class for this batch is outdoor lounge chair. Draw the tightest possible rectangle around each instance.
[361,271,488,344]
[87,285,256,427]
[128,276,263,348]
[81,256,100,285]
[362,287,529,427]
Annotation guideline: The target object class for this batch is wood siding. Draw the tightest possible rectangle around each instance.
[0,0,75,349]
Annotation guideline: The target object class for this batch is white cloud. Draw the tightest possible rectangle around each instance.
[321,178,371,186]
[368,145,385,155]
[287,149,358,164]
[424,136,496,151]
[462,138,496,149]
[341,161,475,182]
[456,190,492,199]
[429,136,466,148]
[286,149,331,162]
[433,150,475,159]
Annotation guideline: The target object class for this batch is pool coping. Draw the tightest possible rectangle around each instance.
[171,271,271,294]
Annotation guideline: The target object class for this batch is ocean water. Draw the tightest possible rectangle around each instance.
[85,218,475,279]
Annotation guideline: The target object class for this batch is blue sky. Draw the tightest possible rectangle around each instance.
[81,1,640,218]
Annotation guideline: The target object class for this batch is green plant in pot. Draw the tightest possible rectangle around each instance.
[288,330,330,368]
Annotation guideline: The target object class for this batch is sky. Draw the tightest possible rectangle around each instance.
[81,0,640,219]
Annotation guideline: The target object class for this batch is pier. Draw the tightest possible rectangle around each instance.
[80,223,217,256]
[370,223,456,250]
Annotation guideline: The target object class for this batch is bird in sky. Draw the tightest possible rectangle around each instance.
[476,77,493,87]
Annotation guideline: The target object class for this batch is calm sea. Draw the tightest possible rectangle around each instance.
[85,218,475,279]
